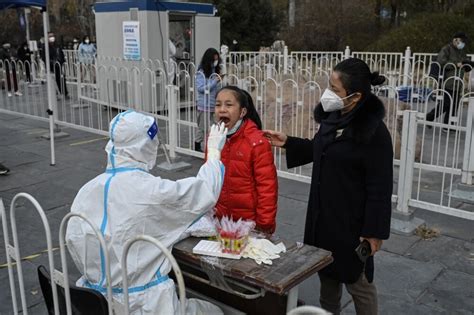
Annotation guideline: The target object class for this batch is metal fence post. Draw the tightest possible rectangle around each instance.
[283,46,288,75]
[9,193,60,315]
[344,46,351,60]
[449,96,474,203]
[461,97,474,185]
[77,64,82,100]
[167,84,178,160]
[393,110,424,234]
[402,46,411,87]
[42,10,56,166]
[1,199,19,315]
[220,46,228,76]
[397,110,416,212]
[156,85,191,172]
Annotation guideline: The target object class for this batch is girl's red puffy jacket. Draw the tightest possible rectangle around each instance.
[212,119,278,233]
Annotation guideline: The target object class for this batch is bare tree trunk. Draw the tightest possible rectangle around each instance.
[288,0,295,28]
[335,0,343,49]
[390,0,401,27]
[374,0,382,31]
[49,0,61,24]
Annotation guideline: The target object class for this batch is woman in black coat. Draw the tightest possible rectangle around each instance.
[264,58,393,315]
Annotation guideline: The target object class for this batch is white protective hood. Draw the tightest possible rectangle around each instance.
[105,110,159,171]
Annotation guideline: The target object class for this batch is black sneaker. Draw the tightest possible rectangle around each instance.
[0,163,10,175]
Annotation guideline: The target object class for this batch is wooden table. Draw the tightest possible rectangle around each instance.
[172,237,333,314]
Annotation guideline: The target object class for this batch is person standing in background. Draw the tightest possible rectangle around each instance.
[41,32,69,99]
[0,42,22,97]
[194,48,223,152]
[78,35,96,64]
[426,32,469,128]
[78,35,97,83]
[72,38,79,51]
[17,42,32,84]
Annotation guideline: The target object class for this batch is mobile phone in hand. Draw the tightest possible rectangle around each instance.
[355,240,371,263]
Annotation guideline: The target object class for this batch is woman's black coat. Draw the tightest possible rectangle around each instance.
[285,94,393,284]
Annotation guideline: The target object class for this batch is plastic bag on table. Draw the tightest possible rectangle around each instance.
[185,210,218,237]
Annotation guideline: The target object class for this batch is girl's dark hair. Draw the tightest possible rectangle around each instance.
[217,85,262,130]
[199,48,221,78]
[334,57,385,97]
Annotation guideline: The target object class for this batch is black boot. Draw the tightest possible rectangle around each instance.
[194,142,202,152]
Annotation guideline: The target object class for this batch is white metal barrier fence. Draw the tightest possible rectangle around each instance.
[0,194,187,314]
[1,48,473,220]
[1,194,60,315]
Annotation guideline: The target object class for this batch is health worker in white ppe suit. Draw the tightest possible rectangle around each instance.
[66,110,227,314]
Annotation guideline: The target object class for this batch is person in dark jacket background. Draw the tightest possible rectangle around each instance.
[264,58,393,315]
[17,42,32,83]
[426,32,469,126]
[40,32,69,99]
[1,42,22,97]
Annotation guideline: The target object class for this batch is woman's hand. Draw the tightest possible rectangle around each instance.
[263,130,288,147]
[360,237,383,256]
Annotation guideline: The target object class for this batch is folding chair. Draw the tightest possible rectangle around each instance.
[37,265,109,315]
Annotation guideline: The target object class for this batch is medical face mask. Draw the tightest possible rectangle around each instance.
[49,37,55,43]
[213,60,219,67]
[227,119,243,136]
[85,39,90,44]
[320,88,354,112]
[457,41,465,50]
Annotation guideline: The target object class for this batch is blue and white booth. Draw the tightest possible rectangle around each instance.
[94,0,220,110]
[94,0,220,66]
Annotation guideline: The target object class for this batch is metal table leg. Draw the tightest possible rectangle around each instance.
[286,285,299,313]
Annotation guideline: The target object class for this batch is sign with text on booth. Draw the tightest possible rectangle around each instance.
[123,21,141,61]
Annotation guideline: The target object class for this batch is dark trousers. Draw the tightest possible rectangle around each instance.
[24,61,31,83]
[426,88,460,124]
[319,273,378,315]
[5,64,18,92]
[54,63,68,96]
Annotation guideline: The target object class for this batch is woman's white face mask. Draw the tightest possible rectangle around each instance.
[213,60,219,67]
[320,88,355,112]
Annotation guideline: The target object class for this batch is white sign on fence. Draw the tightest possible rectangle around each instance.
[123,21,140,61]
